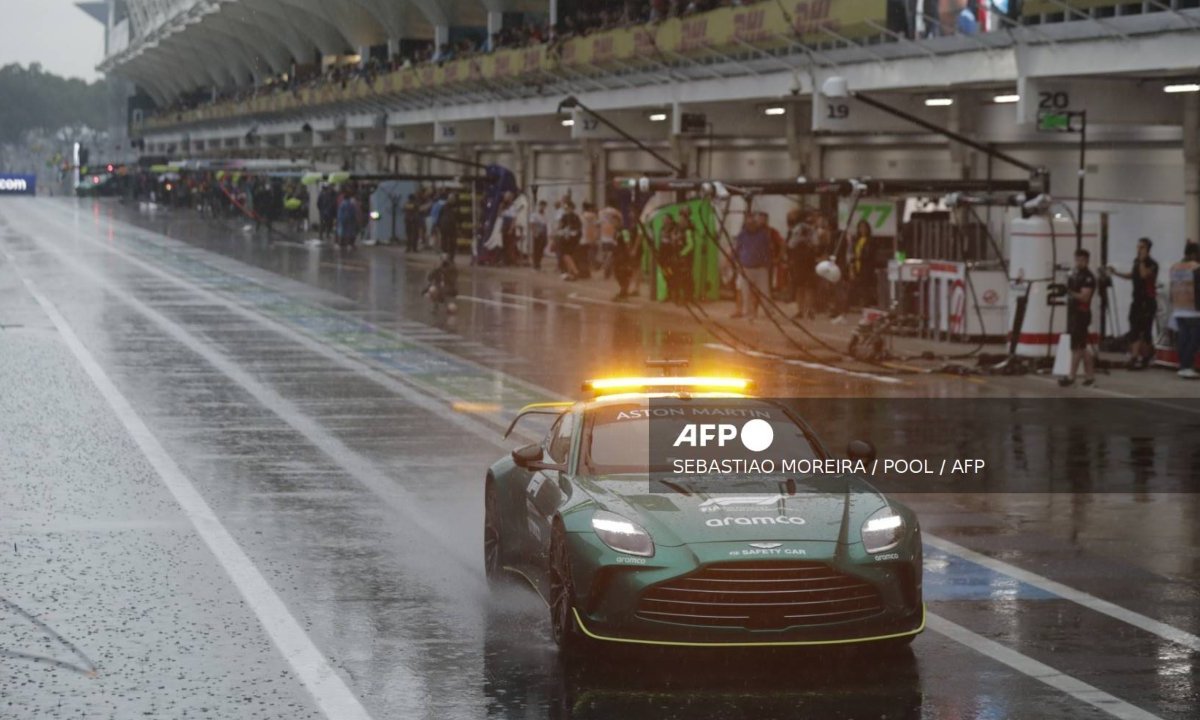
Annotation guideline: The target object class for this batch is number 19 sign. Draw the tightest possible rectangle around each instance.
[811,92,935,133]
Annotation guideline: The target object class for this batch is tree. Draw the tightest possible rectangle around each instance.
[0,63,108,145]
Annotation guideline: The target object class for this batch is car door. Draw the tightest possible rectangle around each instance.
[522,410,574,571]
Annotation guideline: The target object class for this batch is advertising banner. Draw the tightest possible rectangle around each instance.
[0,174,36,196]
[1022,0,1124,15]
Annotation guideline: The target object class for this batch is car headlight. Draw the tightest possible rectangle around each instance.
[862,507,904,554]
[591,510,654,557]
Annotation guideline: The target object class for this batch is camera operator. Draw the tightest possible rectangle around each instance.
[1107,237,1159,370]
[1058,248,1097,388]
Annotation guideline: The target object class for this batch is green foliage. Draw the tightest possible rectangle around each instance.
[0,63,107,144]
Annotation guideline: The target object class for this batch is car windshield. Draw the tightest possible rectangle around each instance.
[584,399,821,476]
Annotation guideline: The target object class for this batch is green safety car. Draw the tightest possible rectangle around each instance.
[484,373,924,657]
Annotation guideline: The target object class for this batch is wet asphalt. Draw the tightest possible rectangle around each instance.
[0,197,1197,719]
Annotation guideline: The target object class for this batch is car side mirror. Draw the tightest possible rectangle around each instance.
[847,440,876,465]
[512,443,544,468]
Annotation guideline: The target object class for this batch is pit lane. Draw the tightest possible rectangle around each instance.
[0,197,1196,719]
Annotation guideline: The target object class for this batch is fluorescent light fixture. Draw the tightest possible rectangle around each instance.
[561,118,575,127]
[1164,83,1200,94]
[648,113,668,122]
[763,106,786,116]
[924,97,954,107]
[993,94,1020,104]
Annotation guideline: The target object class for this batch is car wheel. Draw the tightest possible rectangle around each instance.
[548,522,584,658]
[484,480,508,587]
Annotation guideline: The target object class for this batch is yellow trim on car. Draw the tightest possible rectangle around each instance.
[571,605,925,648]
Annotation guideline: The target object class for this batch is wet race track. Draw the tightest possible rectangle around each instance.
[1,197,1198,719]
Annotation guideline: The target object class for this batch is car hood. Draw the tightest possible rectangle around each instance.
[577,475,890,546]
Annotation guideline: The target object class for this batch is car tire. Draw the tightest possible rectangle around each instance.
[484,479,508,588]
[548,522,585,659]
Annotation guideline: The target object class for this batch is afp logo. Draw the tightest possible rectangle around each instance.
[672,419,773,452]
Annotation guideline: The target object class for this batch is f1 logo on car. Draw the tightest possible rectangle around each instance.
[673,419,774,452]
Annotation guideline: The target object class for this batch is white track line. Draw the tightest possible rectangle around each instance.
[1025,374,1200,416]
[704,342,904,385]
[924,534,1200,652]
[566,291,632,308]
[494,290,583,310]
[457,294,528,310]
[3,251,375,720]
[926,614,1162,720]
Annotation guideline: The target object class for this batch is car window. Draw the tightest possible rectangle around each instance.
[584,400,821,475]
[547,411,575,465]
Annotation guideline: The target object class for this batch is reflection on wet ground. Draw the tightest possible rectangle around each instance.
[0,198,1197,719]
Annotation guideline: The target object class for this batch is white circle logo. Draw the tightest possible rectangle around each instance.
[740,419,773,452]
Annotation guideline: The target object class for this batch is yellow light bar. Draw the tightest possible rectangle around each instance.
[584,376,751,394]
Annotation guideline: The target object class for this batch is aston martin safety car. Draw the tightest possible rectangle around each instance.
[484,373,924,657]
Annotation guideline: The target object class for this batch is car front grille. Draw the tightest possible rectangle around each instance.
[636,560,884,630]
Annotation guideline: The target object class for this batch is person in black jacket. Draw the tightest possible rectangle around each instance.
[1059,248,1098,387]
[425,254,459,313]
[437,193,458,258]
[403,194,420,252]
[557,200,582,280]
[1107,237,1159,369]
